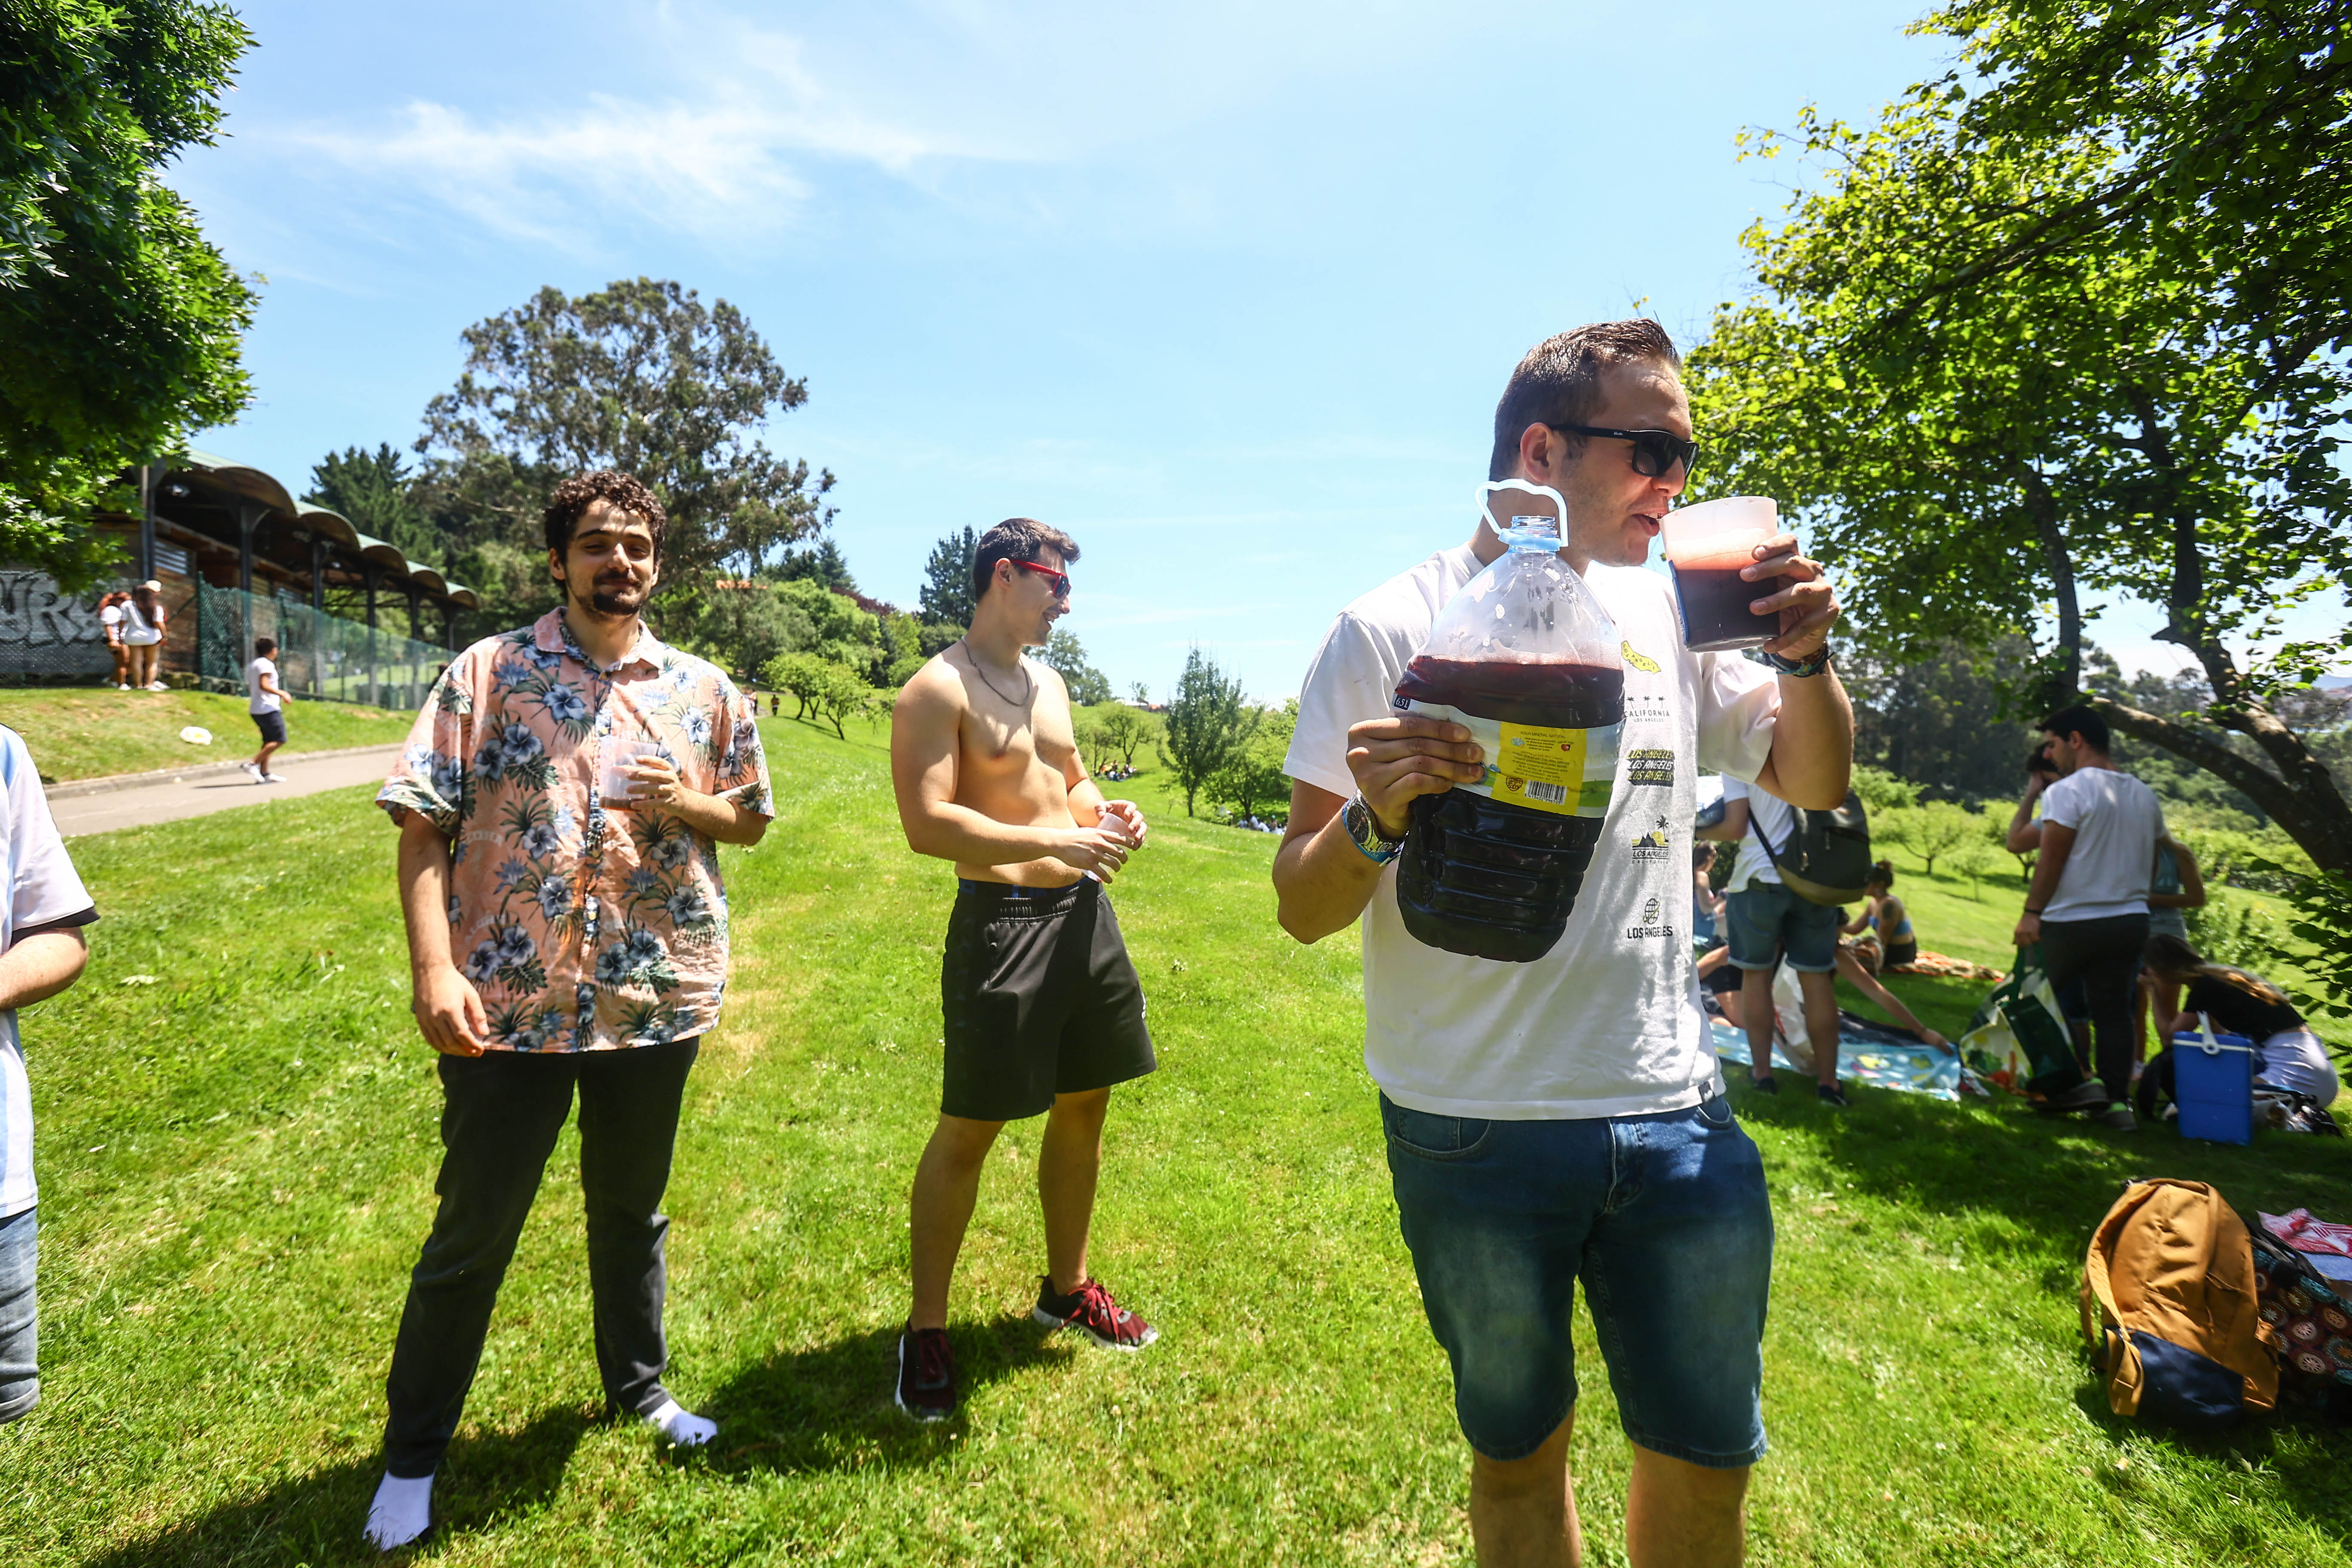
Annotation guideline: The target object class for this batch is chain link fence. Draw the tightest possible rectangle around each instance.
[194,582,450,711]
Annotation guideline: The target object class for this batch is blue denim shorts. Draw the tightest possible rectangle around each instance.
[1381,1094,1772,1467]
[1725,881,1840,974]
[0,1206,35,1424]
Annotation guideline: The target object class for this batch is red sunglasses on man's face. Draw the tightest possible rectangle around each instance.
[1009,558,1070,597]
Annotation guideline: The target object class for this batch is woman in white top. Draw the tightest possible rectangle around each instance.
[120,581,167,691]
[95,591,130,689]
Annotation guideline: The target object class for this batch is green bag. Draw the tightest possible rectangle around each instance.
[1960,943,2079,1093]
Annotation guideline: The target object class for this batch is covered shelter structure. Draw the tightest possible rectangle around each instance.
[85,450,483,708]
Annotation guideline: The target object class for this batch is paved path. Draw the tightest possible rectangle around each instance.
[51,744,403,837]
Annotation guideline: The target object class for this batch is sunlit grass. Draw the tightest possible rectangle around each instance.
[0,715,2345,1565]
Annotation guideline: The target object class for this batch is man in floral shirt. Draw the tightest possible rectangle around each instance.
[364,470,772,1552]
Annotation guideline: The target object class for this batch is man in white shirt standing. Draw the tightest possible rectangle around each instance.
[1272,321,1851,1568]
[2006,704,2162,1130]
[0,726,100,1427]
[242,637,288,784]
[1701,776,1847,1102]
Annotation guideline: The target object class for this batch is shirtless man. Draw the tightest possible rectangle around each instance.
[888,517,1158,1422]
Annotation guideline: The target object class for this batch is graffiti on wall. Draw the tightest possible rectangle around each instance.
[0,571,114,675]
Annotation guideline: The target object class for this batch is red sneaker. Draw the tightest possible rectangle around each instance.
[1032,1276,1158,1350]
[895,1326,956,1421]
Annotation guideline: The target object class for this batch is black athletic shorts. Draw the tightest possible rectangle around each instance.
[251,709,286,746]
[1701,935,1743,995]
[940,877,1155,1122]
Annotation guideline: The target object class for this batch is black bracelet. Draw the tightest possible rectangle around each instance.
[1764,646,1833,678]
[2023,906,2045,916]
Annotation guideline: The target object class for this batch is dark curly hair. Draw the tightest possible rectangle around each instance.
[543,470,669,562]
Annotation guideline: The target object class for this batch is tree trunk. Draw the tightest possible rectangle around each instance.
[2014,465,2079,707]
[2089,695,2352,877]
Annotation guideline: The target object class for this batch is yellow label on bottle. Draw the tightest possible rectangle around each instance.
[1495,723,1588,815]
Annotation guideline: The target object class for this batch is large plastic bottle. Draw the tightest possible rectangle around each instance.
[1390,481,1626,962]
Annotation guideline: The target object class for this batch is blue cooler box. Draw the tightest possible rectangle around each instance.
[2173,1027,2256,1144]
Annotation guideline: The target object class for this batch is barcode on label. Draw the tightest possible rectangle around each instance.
[1525,779,1567,804]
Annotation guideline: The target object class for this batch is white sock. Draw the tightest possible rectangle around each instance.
[363,1470,434,1551]
[644,1396,717,1446]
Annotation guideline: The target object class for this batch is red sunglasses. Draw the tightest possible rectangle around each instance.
[1009,558,1070,597]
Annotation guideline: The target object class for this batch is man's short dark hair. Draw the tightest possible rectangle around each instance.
[1489,320,1684,481]
[2040,703,2110,752]
[973,518,1079,603]
[254,637,276,656]
[543,470,669,561]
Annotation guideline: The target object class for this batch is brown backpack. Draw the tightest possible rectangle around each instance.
[2080,1178,2280,1427]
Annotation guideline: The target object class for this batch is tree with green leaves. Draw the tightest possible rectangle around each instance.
[919,526,977,628]
[1160,647,1259,817]
[307,443,438,561]
[771,533,856,591]
[1039,628,1113,706]
[1208,699,1297,824]
[1686,1,2352,882]
[412,277,834,627]
[1,0,257,588]
[1093,707,1153,769]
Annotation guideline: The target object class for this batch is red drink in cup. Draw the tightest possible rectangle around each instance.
[1662,496,1779,652]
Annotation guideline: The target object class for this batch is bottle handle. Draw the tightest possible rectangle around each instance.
[1476,479,1568,547]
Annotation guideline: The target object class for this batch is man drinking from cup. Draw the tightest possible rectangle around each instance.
[1273,321,1850,1568]
[366,470,773,1551]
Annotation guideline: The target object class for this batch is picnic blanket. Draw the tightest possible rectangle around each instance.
[1710,1013,1969,1101]
[1886,949,2005,980]
[2262,1210,2352,1283]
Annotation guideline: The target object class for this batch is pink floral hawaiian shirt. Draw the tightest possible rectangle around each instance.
[378,609,773,1052]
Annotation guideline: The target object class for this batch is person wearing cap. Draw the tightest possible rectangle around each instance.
[120,582,167,692]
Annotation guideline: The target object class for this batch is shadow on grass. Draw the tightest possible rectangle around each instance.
[701,1314,1072,1476]
[2067,1381,2352,1545]
[80,1403,593,1567]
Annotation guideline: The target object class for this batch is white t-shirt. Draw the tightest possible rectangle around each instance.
[120,598,162,644]
[248,656,282,715]
[2037,767,2165,921]
[1286,546,1781,1120]
[0,727,98,1218]
[98,603,122,634]
[1718,775,1797,894]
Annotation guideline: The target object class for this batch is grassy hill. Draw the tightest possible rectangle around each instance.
[2,716,2347,1565]
[0,689,413,783]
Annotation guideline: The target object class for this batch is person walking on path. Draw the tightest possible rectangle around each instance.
[2006,704,2163,1130]
[1703,775,1849,1104]
[1273,320,1851,1568]
[96,591,130,690]
[364,470,772,1552]
[242,637,288,784]
[0,726,100,1428]
[119,581,166,691]
[888,518,1158,1424]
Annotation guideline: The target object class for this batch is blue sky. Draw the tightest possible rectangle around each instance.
[178,0,2321,699]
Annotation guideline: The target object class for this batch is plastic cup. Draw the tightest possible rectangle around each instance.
[600,740,663,803]
[1661,496,1779,652]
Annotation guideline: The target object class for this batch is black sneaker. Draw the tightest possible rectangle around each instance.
[1749,1070,1779,1095]
[2035,1080,2110,1115]
[895,1326,956,1422]
[1816,1082,1850,1109]
[1033,1276,1158,1350]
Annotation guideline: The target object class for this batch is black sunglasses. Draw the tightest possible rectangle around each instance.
[1548,424,1700,480]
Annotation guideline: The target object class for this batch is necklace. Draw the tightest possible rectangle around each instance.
[959,639,1032,707]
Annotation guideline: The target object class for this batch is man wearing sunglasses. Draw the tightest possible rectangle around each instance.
[1274,321,1850,1568]
[888,517,1158,1424]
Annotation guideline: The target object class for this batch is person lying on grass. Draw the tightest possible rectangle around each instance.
[2136,933,2339,1127]
[365,470,773,1552]
[1274,320,1851,1568]
[888,517,1158,1426]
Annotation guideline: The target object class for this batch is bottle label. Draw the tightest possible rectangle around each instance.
[1404,701,1619,818]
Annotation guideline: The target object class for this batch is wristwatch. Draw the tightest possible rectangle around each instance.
[1764,644,1834,678]
[1342,794,1408,865]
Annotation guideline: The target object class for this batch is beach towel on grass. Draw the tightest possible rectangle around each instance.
[1709,1014,1968,1100]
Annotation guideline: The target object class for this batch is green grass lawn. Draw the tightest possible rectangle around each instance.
[0,689,413,783]
[3,717,2349,1565]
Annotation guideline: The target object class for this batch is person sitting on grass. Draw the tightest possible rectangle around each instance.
[2136,933,2340,1124]
[240,637,288,784]
[1839,861,1915,972]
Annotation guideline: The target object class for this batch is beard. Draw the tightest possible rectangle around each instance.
[569,573,648,617]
